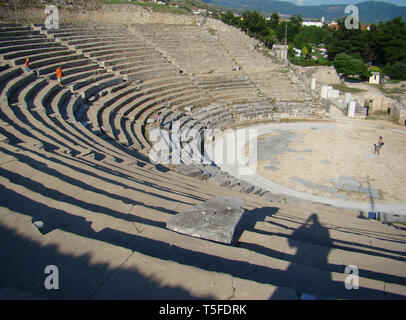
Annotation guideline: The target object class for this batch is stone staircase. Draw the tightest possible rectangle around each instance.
[0,22,405,300]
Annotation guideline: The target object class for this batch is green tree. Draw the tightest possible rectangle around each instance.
[221,10,240,27]
[301,46,308,58]
[240,10,267,36]
[275,20,301,44]
[376,17,406,65]
[269,12,279,30]
[333,53,371,79]
[383,62,406,80]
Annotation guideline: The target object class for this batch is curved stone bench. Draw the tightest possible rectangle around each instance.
[64,36,135,46]
[12,50,76,65]
[137,93,209,148]
[58,68,107,86]
[68,73,115,92]
[118,61,176,75]
[85,47,151,59]
[0,42,63,55]
[0,30,40,38]
[29,53,85,69]
[65,76,124,122]
[0,75,66,152]
[101,53,161,68]
[48,30,127,39]
[0,37,54,48]
[47,64,101,80]
[3,46,67,60]
[36,59,92,76]
[0,66,23,86]
[109,57,165,73]
[4,72,36,104]
[124,66,180,82]
[19,77,48,108]
[104,82,197,143]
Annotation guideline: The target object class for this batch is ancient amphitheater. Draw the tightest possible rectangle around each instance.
[0,6,406,300]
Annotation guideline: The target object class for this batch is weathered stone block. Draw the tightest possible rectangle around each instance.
[166,196,246,244]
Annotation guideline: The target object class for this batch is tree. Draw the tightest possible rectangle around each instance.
[301,46,308,57]
[220,11,240,27]
[275,19,301,44]
[383,62,406,80]
[333,53,371,79]
[376,17,406,65]
[241,10,267,36]
[269,12,279,30]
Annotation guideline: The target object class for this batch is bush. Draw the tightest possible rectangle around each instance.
[333,53,371,80]
[383,62,406,80]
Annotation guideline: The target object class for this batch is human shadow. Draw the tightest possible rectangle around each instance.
[1,190,405,299]
[237,207,406,298]
[272,214,333,299]
[0,224,214,300]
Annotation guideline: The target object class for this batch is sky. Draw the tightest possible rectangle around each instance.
[281,0,406,5]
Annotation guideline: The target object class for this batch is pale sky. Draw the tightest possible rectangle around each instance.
[281,0,406,6]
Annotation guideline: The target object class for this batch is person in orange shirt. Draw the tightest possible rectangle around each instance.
[25,58,31,72]
[56,66,63,86]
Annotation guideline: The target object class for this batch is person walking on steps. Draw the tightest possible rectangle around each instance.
[56,66,63,86]
[24,58,32,72]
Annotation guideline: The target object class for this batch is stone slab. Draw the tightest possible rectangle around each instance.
[166,196,245,245]
[381,213,406,223]
[173,164,202,177]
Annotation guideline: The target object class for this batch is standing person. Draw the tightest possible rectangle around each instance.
[375,136,383,155]
[156,112,162,127]
[24,58,31,72]
[56,66,63,86]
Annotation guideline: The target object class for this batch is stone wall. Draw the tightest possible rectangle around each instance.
[293,65,341,87]
[358,94,395,114]
[392,101,406,125]
[0,4,201,25]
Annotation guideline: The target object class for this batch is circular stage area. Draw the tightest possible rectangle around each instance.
[211,120,406,213]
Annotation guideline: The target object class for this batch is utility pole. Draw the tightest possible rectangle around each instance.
[284,23,287,46]
[284,23,288,62]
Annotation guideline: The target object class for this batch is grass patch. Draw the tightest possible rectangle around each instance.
[208,28,217,35]
[332,84,367,93]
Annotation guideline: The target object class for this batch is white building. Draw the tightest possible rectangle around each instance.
[369,72,381,84]
[302,17,325,28]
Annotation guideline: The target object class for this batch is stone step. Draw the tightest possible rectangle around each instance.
[239,229,406,287]
[3,46,68,60]
[36,59,92,76]
[0,42,63,55]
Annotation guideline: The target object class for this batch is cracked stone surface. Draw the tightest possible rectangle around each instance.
[249,121,406,203]
[166,196,245,244]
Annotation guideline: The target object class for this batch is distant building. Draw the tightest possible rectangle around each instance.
[369,72,381,84]
[302,17,325,28]
[329,22,339,30]
[293,48,302,57]
[193,9,207,15]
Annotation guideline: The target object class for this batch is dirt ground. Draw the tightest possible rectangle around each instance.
[251,121,406,203]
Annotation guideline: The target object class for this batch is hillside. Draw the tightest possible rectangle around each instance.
[202,0,406,23]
